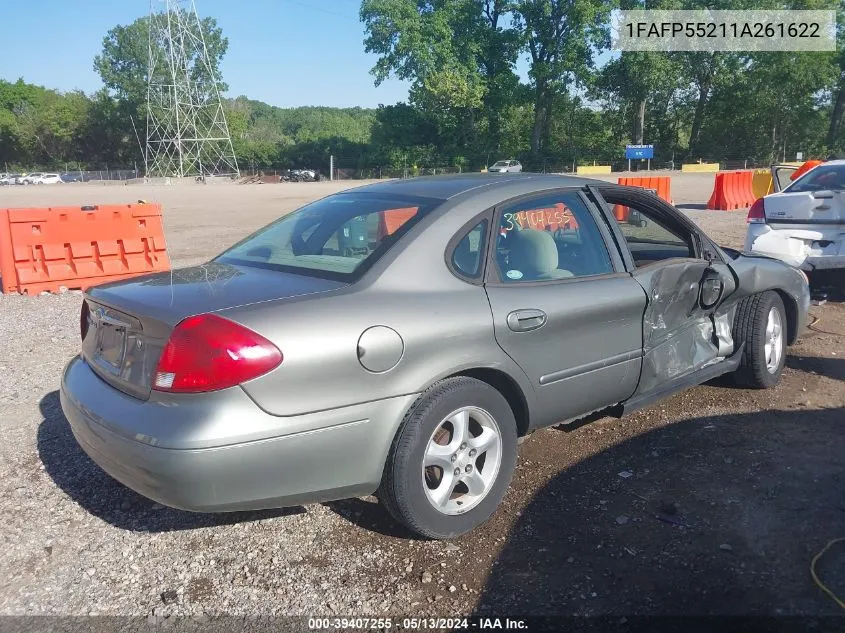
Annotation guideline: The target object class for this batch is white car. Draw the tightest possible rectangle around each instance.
[34,173,63,184]
[19,172,44,184]
[488,160,522,173]
[0,173,12,185]
[745,161,845,272]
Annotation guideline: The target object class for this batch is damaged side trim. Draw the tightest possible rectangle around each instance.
[539,349,642,386]
[620,343,745,417]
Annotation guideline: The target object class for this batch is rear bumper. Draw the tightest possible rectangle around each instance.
[803,255,845,271]
[60,356,417,512]
[746,224,845,271]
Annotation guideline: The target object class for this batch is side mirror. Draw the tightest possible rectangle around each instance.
[813,189,835,200]
[699,269,724,310]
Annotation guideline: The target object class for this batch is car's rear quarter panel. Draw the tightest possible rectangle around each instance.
[221,188,539,421]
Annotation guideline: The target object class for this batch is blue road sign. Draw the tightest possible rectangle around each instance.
[625,144,654,160]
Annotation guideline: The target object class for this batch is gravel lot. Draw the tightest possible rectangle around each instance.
[0,175,843,618]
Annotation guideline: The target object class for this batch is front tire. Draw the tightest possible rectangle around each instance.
[732,291,787,389]
[379,377,518,539]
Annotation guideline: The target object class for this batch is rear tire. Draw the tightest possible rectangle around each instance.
[379,377,518,539]
[732,291,787,389]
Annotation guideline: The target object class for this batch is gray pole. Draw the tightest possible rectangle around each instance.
[330,155,334,181]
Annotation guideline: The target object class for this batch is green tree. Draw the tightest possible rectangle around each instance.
[361,0,520,157]
[93,12,229,170]
[513,0,613,161]
[596,52,681,146]
[94,14,228,109]
[0,79,90,168]
[825,11,845,149]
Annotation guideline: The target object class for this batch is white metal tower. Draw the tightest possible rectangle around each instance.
[144,0,239,178]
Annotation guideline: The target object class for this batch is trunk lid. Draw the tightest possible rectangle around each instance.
[82,262,347,399]
[765,190,845,225]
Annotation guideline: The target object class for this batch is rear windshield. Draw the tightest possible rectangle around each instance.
[785,164,845,193]
[216,192,441,281]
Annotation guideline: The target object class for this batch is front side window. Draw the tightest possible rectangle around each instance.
[495,191,614,282]
[605,199,695,268]
[217,193,439,280]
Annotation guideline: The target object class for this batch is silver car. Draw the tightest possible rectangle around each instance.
[60,174,809,539]
[488,160,522,173]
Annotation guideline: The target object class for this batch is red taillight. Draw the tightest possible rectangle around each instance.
[153,313,282,393]
[747,198,766,224]
[80,300,90,341]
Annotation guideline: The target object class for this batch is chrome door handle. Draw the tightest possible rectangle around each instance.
[507,309,547,332]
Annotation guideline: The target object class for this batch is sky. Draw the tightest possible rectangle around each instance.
[0,0,413,108]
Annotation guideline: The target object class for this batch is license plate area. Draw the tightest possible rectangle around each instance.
[82,302,142,379]
[96,323,127,369]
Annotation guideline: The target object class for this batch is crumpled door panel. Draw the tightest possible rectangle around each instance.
[634,261,736,394]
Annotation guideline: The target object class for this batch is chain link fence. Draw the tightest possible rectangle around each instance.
[1,169,142,183]
[5,155,799,186]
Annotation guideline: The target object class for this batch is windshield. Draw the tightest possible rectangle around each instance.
[216,192,440,281]
[785,164,845,193]
[492,161,509,167]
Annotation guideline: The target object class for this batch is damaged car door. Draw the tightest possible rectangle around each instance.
[593,187,738,397]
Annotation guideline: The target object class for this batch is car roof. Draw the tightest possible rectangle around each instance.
[344,172,605,201]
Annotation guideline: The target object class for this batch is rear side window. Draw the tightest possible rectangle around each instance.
[495,191,614,282]
[786,164,845,193]
[451,220,488,279]
[217,193,440,281]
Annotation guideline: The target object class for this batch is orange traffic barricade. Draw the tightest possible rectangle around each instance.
[0,203,170,294]
[707,170,756,210]
[614,176,672,221]
[377,207,418,240]
[790,159,823,181]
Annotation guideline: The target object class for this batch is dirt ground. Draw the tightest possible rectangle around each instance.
[0,174,843,619]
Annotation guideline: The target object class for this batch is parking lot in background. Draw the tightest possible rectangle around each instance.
[0,175,843,616]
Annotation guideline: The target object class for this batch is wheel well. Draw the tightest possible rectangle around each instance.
[773,289,799,345]
[451,368,530,436]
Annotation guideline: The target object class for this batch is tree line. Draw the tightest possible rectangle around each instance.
[0,0,842,175]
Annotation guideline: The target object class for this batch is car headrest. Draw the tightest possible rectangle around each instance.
[507,229,559,279]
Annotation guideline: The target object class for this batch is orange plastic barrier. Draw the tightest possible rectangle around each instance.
[0,203,170,294]
[377,207,418,239]
[614,176,673,221]
[790,159,823,181]
[706,170,756,210]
